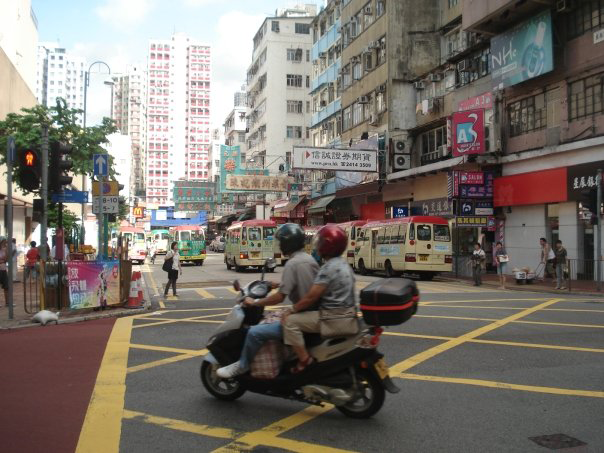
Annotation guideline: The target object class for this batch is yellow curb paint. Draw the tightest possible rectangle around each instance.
[390,298,562,375]
[143,264,164,309]
[196,288,216,299]
[397,373,604,398]
[127,349,207,374]
[75,317,133,453]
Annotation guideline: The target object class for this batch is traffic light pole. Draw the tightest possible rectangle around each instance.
[58,202,63,309]
[597,168,602,292]
[6,137,14,319]
[40,126,49,261]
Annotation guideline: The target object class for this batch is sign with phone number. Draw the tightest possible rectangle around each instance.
[292,146,377,172]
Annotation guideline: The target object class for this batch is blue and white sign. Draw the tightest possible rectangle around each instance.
[460,200,474,215]
[475,201,494,216]
[379,245,400,256]
[391,206,409,218]
[51,190,89,204]
[93,154,108,176]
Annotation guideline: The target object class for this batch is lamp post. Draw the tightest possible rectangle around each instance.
[82,61,113,257]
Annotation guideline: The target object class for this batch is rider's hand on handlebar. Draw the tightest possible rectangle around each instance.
[270,282,280,290]
[243,297,256,307]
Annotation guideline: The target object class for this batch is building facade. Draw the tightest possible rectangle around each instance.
[145,33,211,207]
[35,43,86,114]
[245,5,316,178]
[112,64,147,199]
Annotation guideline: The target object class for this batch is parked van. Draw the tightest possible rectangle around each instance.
[355,216,452,279]
[225,220,280,272]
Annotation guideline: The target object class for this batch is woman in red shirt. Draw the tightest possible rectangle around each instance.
[25,241,39,280]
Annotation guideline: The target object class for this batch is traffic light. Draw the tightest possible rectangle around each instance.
[49,141,73,193]
[17,147,41,192]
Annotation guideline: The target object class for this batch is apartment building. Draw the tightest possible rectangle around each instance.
[36,43,86,115]
[245,5,316,178]
[112,64,147,199]
[309,0,343,147]
[145,33,211,207]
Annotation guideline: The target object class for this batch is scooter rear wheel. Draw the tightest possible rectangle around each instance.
[336,369,385,418]
[200,361,246,401]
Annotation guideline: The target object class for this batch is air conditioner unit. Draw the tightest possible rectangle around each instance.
[357,95,370,104]
[368,41,379,49]
[351,56,360,63]
[369,113,379,126]
[376,83,386,93]
[556,0,572,12]
[413,81,425,90]
[428,73,442,82]
[393,140,407,153]
[364,6,372,14]
[393,153,411,171]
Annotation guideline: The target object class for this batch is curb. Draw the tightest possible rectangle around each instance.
[0,307,149,331]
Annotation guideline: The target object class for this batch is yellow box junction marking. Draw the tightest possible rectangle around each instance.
[127,348,208,374]
[142,263,164,309]
[196,288,216,299]
[76,317,133,453]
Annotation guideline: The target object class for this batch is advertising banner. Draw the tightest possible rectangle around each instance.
[459,171,494,198]
[292,146,377,172]
[173,187,214,202]
[452,109,485,157]
[567,160,604,201]
[459,171,484,185]
[67,261,120,309]
[458,92,493,112]
[391,206,409,218]
[226,174,290,192]
[456,216,494,227]
[491,10,553,89]
[412,197,454,217]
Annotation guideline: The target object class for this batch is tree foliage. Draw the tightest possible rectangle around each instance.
[47,203,80,236]
[0,99,118,193]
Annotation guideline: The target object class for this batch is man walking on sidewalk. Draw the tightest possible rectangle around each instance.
[554,240,568,290]
[540,238,555,280]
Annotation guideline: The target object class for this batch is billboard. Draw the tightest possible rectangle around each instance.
[292,146,377,172]
[451,109,485,157]
[225,174,290,191]
[67,261,120,309]
[491,10,553,89]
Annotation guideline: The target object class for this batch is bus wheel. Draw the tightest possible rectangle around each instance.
[226,259,232,271]
[195,261,203,266]
[235,262,244,272]
[358,259,368,276]
[420,272,434,281]
[385,260,395,278]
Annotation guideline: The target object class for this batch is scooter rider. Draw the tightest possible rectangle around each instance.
[216,223,319,379]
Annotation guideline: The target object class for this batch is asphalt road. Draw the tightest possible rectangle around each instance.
[85,252,604,452]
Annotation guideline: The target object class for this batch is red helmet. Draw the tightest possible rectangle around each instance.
[316,225,347,258]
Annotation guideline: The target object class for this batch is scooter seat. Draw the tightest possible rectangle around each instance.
[303,332,323,347]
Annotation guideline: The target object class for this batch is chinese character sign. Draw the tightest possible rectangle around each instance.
[452,109,485,157]
[566,160,604,201]
[220,145,245,193]
[226,175,290,192]
[292,146,377,172]
[67,261,120,309]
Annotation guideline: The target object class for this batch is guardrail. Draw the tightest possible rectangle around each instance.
[566,259,604,292]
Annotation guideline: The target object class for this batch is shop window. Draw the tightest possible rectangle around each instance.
[567,0,604,40]
[508,93,546,137]
[568,73,604,120]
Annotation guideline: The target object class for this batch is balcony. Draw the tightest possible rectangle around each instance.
[311,99,341,128]
[311,17,341,60]
[311,59,341,93]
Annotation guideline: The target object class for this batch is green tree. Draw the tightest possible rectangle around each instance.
[0,99,118,193]
[47,203,80,237]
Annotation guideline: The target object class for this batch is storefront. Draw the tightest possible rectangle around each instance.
[307,195,336,226]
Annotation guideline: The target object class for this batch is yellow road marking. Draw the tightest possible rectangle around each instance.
[421,304,604,313]
[196,288,216,299]
[515,320,604,329]
[76,317,133,453]
[415,314,498,322]
[211,404,353,453]
[383,332,604,353]
[143,264,165,308]
[227,287,239,294]
[420,298,547,305]
[130,343,208,355]
[390,298,562,375]
[123,410,241,440]
[398,373,604,398]
[132,312,229,329]
[127,349,208,373]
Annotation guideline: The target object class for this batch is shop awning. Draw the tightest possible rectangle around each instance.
[274,196,306,213]
[308,195,336,214]
[272,199,290,210]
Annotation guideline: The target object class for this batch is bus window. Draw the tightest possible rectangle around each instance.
[135,233,145,241]
[409,225,415,241]
[191,230,204,241]
[162,233,170,240]
[179,231,191,241]
[248,227,262,241]
[417,225,432,241]
[123,233,133,243]
[377,229,385,244]
[434,225,451,241]
[350,227,356,240]
[263,227,276,240]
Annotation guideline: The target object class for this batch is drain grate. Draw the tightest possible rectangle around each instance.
[529,434,587,450]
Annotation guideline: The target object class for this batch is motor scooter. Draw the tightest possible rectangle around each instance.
[200,261,406,418]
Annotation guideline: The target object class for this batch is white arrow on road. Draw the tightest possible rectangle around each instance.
[95,155,107,175]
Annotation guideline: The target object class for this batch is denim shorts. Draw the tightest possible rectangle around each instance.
[497,263,507,275]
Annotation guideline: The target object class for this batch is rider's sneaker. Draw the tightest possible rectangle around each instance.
[216,361,247,379]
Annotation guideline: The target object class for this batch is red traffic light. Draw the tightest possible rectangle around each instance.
[25,150,36,167]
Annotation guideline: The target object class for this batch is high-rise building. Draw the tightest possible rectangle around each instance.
[112,64,147,199]
[35,43,86,114]
[245,5,316,178]
[145,33,211,207]
[234,85,247,108]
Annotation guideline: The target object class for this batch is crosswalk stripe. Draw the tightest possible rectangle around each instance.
[195,289,215,299]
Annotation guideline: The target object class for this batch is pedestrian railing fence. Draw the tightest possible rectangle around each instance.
[566,259,604,292]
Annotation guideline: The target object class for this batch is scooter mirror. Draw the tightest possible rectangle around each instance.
[265,258,277,269]
[233,280,241,292]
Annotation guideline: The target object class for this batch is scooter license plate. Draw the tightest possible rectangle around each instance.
[374,358,389,380]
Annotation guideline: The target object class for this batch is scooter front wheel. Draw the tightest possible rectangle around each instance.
[200,361,246,401]
[337,369,385,419]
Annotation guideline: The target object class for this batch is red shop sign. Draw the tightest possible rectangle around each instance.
[458,92,493,112]
[452,109,486,157]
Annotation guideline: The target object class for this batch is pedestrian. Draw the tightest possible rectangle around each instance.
[163,241,182,297]
[149,240,157,264]
[12,238,19,282]
[554,239,568,290]
[494,241,509,290]
[471,242,485,286]
[540,237,555,279]
[0,239,10,307]
[25,241,40,281]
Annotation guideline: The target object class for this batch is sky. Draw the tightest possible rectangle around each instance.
[32,0,321,128]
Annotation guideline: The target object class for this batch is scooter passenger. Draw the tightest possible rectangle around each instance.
[216,223,319,379]
[282,225,355,374]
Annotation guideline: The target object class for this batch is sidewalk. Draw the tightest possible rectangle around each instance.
[0,270,150,330]
[442,272,604,297]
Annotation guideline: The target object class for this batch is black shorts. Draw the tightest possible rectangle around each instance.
[168,269,179,280]
[0,270,8,290]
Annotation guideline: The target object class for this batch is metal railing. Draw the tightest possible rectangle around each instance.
[566,259,604,292]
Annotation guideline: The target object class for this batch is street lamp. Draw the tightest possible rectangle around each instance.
[82,61,112,257]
